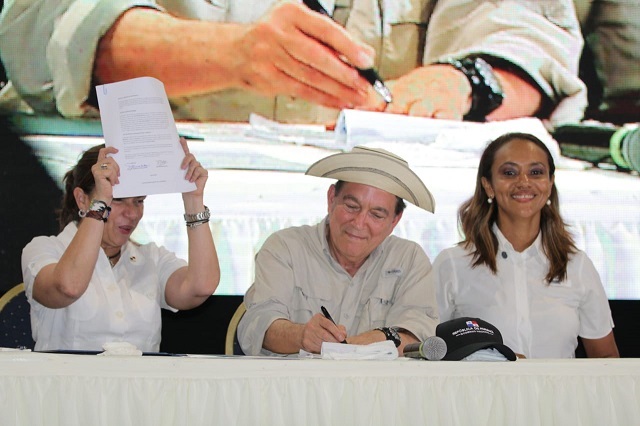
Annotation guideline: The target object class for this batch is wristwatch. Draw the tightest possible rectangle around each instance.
[376,327,401,347]
[442,56,504,122]
[79,199,111,222]
[183,206,211,223]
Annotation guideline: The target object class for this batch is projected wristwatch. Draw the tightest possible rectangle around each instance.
[442,56,504,122]
[376,327,401,347]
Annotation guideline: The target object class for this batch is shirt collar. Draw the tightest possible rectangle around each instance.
[492,222,544,260]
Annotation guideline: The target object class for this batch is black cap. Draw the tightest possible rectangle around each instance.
[436,317,516,361]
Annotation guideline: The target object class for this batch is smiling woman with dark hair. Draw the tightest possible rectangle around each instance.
[430,132,619,359]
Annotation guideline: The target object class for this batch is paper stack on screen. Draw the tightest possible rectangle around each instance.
[335,109,563,164]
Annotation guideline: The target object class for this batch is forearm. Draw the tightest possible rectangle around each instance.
[184,216,220,297]
[487,67,543,121]
[263,319,305,354]
[34,220,104,308]
[583,331,620,358]
[167,198,220,309]
[94,8,245,97]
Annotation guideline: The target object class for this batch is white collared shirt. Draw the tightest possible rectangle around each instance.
[432,225,614,358]
[22,223,186,352]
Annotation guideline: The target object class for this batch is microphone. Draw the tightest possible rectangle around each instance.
[552,122,640,173]
[403,336,447,361]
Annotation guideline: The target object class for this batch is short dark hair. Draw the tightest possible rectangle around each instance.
[334,180,406,216]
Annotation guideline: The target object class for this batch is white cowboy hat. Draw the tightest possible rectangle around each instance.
[305,146,435,212]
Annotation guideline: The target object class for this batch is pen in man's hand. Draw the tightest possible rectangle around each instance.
[302,0,393,104]
[320,305,348,344]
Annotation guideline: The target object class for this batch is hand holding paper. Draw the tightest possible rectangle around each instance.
[178,137,208,198]
[96,77,196,198]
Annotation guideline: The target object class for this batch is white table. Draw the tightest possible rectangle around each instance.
[0,351,638,426]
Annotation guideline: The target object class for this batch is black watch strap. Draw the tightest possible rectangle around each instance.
[376,327,401,347]
[443,56,504,122]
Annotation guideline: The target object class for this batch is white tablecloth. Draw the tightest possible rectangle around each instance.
[0,351,638,426]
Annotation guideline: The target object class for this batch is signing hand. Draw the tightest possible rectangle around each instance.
[301,313,347,353]
[233,2,374,110]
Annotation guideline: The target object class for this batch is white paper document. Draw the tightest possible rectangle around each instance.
[96,77,196,198]
[317,340,398,360]
[335,109,562,162]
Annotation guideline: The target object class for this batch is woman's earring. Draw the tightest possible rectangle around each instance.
[546,199,551,206]
[487,197,493,204]
[78,209,87,218]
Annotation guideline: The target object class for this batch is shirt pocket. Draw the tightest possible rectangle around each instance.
[534,279,582,310]
[380,1,430,77]
[129,286,161,324]
[357,275,398,330]
[518,0,579,31]
[291,283,333,320]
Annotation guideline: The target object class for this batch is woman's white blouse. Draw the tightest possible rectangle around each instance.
[432,227,614,358]
[22,223,187,352]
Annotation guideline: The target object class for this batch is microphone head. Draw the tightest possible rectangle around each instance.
[622,126,640,173]
[422,336,447,361]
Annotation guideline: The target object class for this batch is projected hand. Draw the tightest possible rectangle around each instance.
[233,2,373,110]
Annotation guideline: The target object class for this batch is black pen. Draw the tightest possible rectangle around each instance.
[302,0,393,104]
[320,305,348,344]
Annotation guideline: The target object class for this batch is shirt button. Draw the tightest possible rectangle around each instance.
[502,251,508,259]
[116,311,124,319]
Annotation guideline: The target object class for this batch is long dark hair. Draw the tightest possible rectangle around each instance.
[458,132,577,283]
[58,144,104,230]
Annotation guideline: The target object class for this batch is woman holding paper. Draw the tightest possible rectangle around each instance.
[21,138,220,352]
[431,132,619,359]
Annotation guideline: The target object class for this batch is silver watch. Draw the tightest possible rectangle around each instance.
[183,206,210,222]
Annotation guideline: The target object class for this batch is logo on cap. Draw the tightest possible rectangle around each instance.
[436,317,517,361]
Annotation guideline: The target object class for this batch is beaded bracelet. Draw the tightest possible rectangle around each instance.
[79,199,111,222]
[186,219,210,229]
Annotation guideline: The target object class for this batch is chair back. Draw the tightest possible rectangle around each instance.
[225,302,246,355]
[0,283,35,349]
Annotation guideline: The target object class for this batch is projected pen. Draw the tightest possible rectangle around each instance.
[320,306,348,344]
[302,0,393,104]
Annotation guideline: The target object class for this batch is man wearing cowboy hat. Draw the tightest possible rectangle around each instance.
[238,146,438,356]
